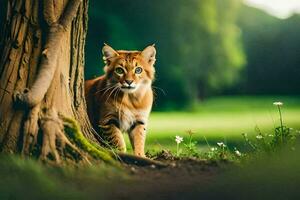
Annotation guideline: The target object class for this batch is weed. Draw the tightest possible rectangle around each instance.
[183,130,198,157]
[203,141,242,161]
[242,102,300,153]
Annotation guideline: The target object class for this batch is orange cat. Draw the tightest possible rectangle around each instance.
[85,44,156,157]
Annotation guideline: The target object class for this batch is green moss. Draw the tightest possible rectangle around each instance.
[62,117,116,165]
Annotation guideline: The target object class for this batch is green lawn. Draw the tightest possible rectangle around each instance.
[129,96,300,153]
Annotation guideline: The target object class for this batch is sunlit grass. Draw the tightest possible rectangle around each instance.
[140,96,300,152]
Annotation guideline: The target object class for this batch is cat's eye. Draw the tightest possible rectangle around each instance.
[115,67,124,75]
[135,67,143,74]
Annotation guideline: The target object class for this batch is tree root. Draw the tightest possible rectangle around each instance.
[21,107,91,165]
[39,108,91,164]
[115,152,168,168]
[21,107,167,167]
[22,103,40,155]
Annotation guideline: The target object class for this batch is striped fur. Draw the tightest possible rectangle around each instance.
[85,44,156,157]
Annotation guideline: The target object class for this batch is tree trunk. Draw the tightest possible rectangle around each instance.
[0,0,110,164]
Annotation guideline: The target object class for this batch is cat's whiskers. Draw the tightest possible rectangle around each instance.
[105,86,119,103]
[152,86,166,96]
[97,84,116,96]
[152,88,158,98]
[95,85,112,94]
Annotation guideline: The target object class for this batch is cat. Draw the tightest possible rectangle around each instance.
[85,44,156,157]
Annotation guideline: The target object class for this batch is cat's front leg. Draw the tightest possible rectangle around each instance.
[129,122,147,157]
[100,123,126,152]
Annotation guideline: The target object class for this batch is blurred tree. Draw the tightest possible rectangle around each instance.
[236,5,300,95]
[85,0,246,109]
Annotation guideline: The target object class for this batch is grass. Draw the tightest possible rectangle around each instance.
[0,155,126,200]
[199,146,300,199]
[138,96,300,152]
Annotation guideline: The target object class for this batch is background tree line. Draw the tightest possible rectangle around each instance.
[85,0,300,109]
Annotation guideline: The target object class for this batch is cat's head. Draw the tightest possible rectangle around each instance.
[102,44,156,94]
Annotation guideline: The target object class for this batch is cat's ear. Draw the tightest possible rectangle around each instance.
[141,44,156,66]
[102,43,119,64]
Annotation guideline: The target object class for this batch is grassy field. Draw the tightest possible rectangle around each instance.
[126,96,300,153]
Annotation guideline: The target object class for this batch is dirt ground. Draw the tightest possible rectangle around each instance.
[98,151,229,200]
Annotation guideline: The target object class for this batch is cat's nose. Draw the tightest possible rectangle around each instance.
[125,80,133,85]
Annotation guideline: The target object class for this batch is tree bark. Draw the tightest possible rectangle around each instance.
[0,0,105,163]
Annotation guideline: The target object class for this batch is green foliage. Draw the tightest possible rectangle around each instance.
[203,142,242,161]
[183,130,198,157]
[236,5,300,95]
[172,132,242,161]
[172,129,241,161]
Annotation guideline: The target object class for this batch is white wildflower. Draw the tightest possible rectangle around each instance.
[268,134,274,137]
[175,136,183,144]
[211,147,217,151]
[235,150,242,157]
[217,142,226,148]
[256,135,263,139]
[273,102,283,106]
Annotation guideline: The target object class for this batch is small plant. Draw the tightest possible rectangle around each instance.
[217,142,227,157]
[234,147,242,157]
[204,141,242,161]
[243,102,300,153]
[242,133,256,151]
[171,132,244,161]
[205,147,219,160]
[183,130,198,156]
[175,135,183,157]
[270,102,298,148]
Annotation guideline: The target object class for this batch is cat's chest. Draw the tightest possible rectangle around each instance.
[117,107,149,131]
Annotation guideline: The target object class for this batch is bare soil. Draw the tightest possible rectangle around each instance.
[101,151,229,200]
